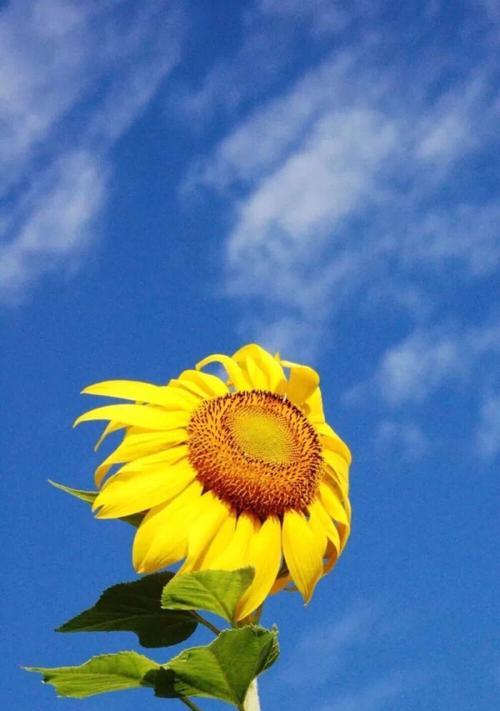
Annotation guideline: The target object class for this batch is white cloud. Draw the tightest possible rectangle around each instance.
[0,0,182,304]
[173,24,292,125]
[375,330,465,406]
[184,50,375,193]
[0,1,96,188]
[415,78,492,164]
[237,314,323,361]
[347,319,500,407]
[397,203,500,278]
[183,28,499,358]
[173,0,364,128]
[475,393,500,461]
[319,676,408,711]
[227,109,396,259]
[220,105,397,358]
[257,0,350,34]
[278,600,418,711]
[279,601,394,688]
[374,420,428,461]
[0,151,106,301]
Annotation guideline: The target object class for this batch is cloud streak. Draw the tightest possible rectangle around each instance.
[0,151,106,300]
[183,17,499,360]
[475,393,500,461]
[277,600,408,688]
[275,600,418,711]
[0,0,182,304]
[347,318,500,407]
[374,420,428,462]
[320,675,410,711]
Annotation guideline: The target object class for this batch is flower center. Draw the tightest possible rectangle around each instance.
[187,390,322,518]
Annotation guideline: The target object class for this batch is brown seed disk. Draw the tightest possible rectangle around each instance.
[187,390,322,519]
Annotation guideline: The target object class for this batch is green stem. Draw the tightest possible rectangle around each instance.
[241,603,264,709]
[191,611,222,636]
[243,679,261,711]
[180,697,203,711]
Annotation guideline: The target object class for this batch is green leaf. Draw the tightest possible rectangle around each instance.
[26,651,159,699]
[161,568,255,623]
[149,626,279,708]
[57,573,198,648]
[49,479,97,504]
[49,479,144,527]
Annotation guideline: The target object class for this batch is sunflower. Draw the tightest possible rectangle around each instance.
[75,344,352,620]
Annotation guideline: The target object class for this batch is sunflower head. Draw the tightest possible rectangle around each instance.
[75,344,352,620]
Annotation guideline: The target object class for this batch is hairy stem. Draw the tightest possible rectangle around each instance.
[180,697,203,711]
[243,679,261,711]
[191,611,222,636]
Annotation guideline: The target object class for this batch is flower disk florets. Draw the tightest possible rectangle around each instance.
[187,390,322,519]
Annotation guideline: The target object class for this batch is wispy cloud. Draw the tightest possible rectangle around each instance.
[475,392,500,461]
[173,20,291,125]
[374,420,428,462]
[256,0,353,37]
[183,15,499,360]
[347,319,500,407]
[0,0,182,304]
[279,601,398,688]
[316,674,410,711]
[172,0,360,127]
[223,105,399,357]
[395,202,500,278]
[0,151,106,301]
[183,50,376,193]
[277,600,418,710]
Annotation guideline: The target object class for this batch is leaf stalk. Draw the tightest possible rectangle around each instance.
[180,697,203,711]
[190,611,222,636]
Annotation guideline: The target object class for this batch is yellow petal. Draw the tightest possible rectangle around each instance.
[303,387,325,424]
[198,515,237,568]
[280,360,320,406]
[321,464,349,503]
[308,498,340,554]
[179,493,231,573]
[337,521,350,551]
[133,481,203,573]
[332,484,351,551]
[82,380,197,410]
[171,369,229,398]
[93,460,196,518]
[318,481,350,526]
[232,344,287,392]
[282,510,324,603]
[322,448,350,490]
[343,494,352,520]
[321,430,352,466]
[74,404,190,431]
[94,420,125,451]
[209,512,257,570]
[317,420,345,438]
[238,353,268,389]
[307,508,328,565]
[196,354,252,391]
[94,431,187,486]
[236,516,282,620]
[115,444,188,474]
[323,539,339,574]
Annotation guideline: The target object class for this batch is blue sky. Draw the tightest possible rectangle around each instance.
[1,1,499,709]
